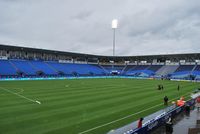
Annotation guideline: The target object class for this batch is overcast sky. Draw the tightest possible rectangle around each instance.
[0,0,200,56]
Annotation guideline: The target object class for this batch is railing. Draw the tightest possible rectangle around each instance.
[130,99,195,134]
[107,99,195,134]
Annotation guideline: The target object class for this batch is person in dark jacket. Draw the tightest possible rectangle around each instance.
[161,85,164,90]
[177,85,180,91]
[164,96,169,106]
[166,117,173,134]
[185,103,190,116]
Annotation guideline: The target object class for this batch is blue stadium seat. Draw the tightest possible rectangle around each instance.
[125,65,159,76]
[10,60,36,75]
[0,60,17,75]
[29,61,57,75]
[171,65,195,78]
[46,62,105,76]
[101,65,124,74]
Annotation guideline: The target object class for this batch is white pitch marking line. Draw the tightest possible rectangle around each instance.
[0,87,41,104]
[79,91,192,134]
[79,103,162,134]
[35,100,41,104]
[15,88,24,94]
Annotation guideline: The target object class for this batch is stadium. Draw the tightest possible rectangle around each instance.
[1,1,200,134]
[0,44,200,134]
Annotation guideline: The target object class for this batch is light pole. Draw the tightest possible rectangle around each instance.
[112,19,118,56]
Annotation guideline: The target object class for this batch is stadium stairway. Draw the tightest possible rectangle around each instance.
[155,65,179,76]
[98,64,109,74]
[121,65,127,74]
[148,65,163,72]
[29,61,57,75]
[90,64,108,75]
[46,62,72,75]
[101,65,113,72]
[44,61,59,74]
[191,64,198,74]
[124,65,137,73]
[192,65,200,79]
[10,60,36,75]
[9,60,19,71]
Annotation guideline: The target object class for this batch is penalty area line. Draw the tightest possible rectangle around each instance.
[0,87,41,104]
[78,91,192,134]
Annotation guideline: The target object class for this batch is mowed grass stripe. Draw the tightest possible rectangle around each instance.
[0,87,192,132]
[0,81,195,119]
[0,80,193,116]
[0,82,148,101]
[1,93,169,134]
[0,85,162,122]
[0,79,178,115]
[0,79,199,134]
[15,80,160,96]
[16,91,187,134]
[0,82,163,112]
[0,78,182,102]
[2,81,192,114]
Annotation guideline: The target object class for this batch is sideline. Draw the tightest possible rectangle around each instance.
[78,91,192,134]
[0,87,41,104]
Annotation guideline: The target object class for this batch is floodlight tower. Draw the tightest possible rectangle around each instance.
[112,19,118,56]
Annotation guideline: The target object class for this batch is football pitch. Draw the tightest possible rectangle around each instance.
[0,78,199,134]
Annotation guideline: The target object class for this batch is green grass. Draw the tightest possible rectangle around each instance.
[0,78,199,134]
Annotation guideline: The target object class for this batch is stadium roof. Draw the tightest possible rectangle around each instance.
[1,44,200,62]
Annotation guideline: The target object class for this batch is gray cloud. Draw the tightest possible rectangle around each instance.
[0,0,200,56]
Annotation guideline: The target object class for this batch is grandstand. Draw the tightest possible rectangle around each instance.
[0,44,200,80]
[0,44,200,134]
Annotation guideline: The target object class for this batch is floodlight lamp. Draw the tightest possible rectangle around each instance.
[112,19,118,29]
